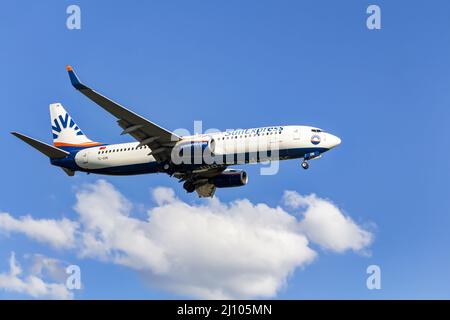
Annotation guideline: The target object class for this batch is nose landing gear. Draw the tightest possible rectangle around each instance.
[302,151,322,170]
[301,161,309,170]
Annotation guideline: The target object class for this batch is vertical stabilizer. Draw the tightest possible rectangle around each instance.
[50,103,101,149]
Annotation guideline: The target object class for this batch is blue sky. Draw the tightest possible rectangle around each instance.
[1,0,450,299]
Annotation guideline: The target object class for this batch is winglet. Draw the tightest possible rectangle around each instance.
[66,65,87,90]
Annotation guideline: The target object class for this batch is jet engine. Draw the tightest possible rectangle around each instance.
[211,169,248,188]
[173,136,216,164]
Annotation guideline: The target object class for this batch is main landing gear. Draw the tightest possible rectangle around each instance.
[162,162,175,176]
[301,160,309,170]
[183,181,195,193]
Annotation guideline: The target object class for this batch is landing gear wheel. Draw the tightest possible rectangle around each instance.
[301,161,309,170]
[183,181,195,193]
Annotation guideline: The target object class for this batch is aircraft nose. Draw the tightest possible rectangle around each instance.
[328,134,341,148]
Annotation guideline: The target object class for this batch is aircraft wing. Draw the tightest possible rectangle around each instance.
[66,66,180,162]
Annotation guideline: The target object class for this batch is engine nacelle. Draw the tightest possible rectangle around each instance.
[211,170,248,188]
[172,136,216,164]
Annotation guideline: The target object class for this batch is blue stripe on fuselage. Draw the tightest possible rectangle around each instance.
[56,144,107,152]
[49,147,329,176]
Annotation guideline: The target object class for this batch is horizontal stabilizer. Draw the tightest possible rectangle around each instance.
[61,167,75,176]
[11,132,69,159]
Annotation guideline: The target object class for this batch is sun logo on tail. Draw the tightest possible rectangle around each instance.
[52,113,84,139]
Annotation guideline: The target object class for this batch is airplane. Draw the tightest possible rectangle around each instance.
[11,66,341,197]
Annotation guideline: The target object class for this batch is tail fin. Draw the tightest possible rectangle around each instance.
[50,103,101,149]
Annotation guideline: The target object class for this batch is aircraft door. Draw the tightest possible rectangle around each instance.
[81,150,88,164]
[269,131,279,146]
[293,128,300,140]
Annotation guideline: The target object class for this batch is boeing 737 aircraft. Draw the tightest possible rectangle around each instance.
[12,66,341,197]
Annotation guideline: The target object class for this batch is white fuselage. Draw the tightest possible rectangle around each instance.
[73,125,341,173]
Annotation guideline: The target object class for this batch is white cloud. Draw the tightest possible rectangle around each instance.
[27,254,69,283]
[73,181,316,299]
[283,191,373,253]
[0,252,72,299]
[0,213,77,249]
[74,181,169,273]
[0,180,373,299]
